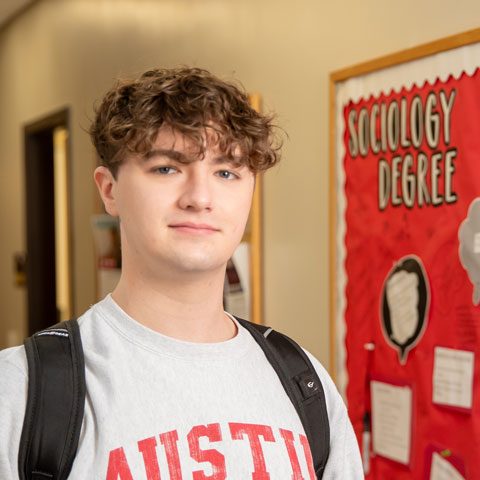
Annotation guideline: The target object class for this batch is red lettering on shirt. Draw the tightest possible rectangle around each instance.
[299,434,315,480]
[279,429,305,480]
[106,447,134,480]
[159,430,182,480]
[138,436,162,480]
[187,423,226,480]
[229,423,275,480]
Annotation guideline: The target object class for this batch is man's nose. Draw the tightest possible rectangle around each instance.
[177,170,212,211]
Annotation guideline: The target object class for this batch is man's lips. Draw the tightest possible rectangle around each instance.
[169,222,220,235]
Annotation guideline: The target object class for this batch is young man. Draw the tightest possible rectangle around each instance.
[0,68,363,478]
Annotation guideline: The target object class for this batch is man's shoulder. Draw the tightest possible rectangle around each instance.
[0,346,27,478]
[0,345,27,379]
[0,299,102,387]
[0,345,28,411]
[301,347,346,411]
[65,298,112,349]
[301,348,334,385]
[240,320,340,400]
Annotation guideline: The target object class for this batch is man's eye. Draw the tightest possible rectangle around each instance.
[217,170,237,180]
[154,166,176,174]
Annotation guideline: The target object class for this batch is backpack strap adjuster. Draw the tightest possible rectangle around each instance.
[296,371,321,399]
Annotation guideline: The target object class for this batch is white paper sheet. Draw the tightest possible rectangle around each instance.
[433,347,474,409]
[386,270,419,344]
[371,380,412,465]
[430,452,465,480]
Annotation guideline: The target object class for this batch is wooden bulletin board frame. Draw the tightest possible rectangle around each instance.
[329,27,480,385]
[247,93,264,325]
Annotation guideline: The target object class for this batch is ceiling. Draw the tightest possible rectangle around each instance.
[0,0,34,29]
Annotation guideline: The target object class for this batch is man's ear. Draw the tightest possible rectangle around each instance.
[94,166,119,216]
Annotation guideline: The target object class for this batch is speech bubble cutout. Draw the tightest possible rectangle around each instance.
[381,255,430,364]
[458,198,480,306]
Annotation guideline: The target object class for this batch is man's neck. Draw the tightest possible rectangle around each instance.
[111,266,236,343]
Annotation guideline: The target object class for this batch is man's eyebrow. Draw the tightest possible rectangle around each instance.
[143,149,187,162]
[213,155,245,167]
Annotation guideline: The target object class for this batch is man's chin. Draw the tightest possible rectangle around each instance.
[164,257,228,276]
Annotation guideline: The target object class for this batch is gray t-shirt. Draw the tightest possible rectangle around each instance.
[0,295,363,479]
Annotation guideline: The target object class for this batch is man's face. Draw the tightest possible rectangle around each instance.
[97,127,255,278]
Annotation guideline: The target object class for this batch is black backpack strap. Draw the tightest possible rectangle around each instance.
[18,319,86,480]
[236,318,330,479]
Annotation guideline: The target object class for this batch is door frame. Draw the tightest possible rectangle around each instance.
[24,107,73,334]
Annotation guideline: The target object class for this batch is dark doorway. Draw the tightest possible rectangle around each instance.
[24,109,72,335]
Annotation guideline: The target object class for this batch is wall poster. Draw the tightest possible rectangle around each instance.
[330,29,480,479]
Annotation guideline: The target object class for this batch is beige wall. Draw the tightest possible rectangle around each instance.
[1,0,479,369]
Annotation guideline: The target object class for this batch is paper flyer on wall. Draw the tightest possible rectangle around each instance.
[371,380,412,465]
[433,347,474,410]
[430,452,465,480]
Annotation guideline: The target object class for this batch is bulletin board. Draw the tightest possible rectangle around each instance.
[330,28,480,479]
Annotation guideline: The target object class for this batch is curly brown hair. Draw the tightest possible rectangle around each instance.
[90,67,281,176]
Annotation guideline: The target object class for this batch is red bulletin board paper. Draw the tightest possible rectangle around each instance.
[342,69,480,479]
